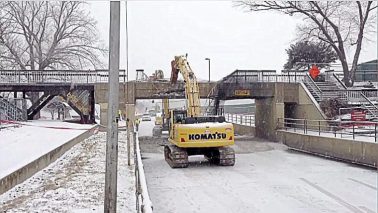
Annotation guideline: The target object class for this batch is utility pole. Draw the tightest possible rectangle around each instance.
[205,58,211,82]
[104,1,120,213]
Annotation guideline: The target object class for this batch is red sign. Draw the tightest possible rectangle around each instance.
[351,110,366,121]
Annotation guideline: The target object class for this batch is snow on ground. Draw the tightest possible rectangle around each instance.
[139,120,377,213]
[0,120,94,179]
[283,127,378,143]
[0,131,136,212]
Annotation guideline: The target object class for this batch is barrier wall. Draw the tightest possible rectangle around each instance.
[233,123,255,136]
[277,130,378,168]
[0,125,99,195]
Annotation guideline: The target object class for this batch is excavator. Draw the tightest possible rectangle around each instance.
[153,98,169,136]
[164,55,235,168]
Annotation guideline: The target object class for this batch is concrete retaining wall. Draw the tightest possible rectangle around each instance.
[277,130,378,168]
[0,125,99,195]
[233,124,255,136]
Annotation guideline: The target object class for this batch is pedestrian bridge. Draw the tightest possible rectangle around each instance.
[1,69,377,141]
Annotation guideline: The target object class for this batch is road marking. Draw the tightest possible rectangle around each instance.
[300,178,364,213]
[348,178,377,190]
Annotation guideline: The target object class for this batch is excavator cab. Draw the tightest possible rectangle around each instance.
[172,110,186,124]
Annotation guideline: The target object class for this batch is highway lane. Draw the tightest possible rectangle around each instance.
[138,119,377,213]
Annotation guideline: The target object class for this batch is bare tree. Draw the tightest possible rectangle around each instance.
[236,1,377,86]
[0,1,106,71]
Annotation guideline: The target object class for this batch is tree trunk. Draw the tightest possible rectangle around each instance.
[339,56,352,87]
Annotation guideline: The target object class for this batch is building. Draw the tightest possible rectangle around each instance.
[355,59,378,82]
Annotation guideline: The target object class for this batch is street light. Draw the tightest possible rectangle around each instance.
[205,58,210,82]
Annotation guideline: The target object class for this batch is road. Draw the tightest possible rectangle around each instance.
[138,119,377,213]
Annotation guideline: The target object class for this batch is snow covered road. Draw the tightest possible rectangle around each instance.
[139,120,377,213]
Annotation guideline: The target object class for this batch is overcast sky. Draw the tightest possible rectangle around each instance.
[88,1,377,81]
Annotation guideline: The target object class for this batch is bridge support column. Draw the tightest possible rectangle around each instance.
[255,97,284,141]
[125,104,135,123]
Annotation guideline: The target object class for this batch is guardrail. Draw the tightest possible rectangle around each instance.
[225,113,255,126]
[277,118,378,142]
[0,69,127,84]
[133,130,153,213]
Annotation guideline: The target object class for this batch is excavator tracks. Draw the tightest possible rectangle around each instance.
[217,147,235,166]
[205,147,235,166]
[164,145,189,168]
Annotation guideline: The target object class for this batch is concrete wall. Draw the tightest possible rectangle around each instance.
[294,83,326,121]
[254,83,284,141]
[277,130,378,168]
[233,123,255,136]
[0,126,99,195]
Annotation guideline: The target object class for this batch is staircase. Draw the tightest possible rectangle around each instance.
[303,74,346,102]
[0,98,27,121]
[360,93,378,121]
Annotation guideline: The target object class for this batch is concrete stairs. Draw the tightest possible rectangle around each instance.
[303,75,346,102]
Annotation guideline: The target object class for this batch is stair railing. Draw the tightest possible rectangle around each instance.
[360,93,378,119]
[332,73,347,89]
[304,74,323,100]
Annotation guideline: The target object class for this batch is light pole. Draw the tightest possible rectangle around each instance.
[205,58,210,82]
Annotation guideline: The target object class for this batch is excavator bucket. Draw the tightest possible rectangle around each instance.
[170,60,179,84]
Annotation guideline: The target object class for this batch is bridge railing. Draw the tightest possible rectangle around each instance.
[0,70,127,84]
[133,130,153,213]
[277,118,378,142]
[225,113,255,126]
[222,70,307,84]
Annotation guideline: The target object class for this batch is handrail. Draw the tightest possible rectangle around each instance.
[304,74,322,100]
[360,93,378,119]
[332,73,347,89]
[134,131,153,213]
[277,117,378,142]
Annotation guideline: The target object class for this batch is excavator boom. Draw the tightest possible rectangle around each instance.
[171,55,201,117]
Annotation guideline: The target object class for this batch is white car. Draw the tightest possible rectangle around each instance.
[141,115,152,121]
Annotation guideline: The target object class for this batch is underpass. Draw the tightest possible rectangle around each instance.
[138,119,377,213]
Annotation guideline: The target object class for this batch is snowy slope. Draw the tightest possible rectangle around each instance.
[0,120,94,179]
[0,132,136,212]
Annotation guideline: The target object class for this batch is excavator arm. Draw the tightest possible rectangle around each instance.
[171,55,201,117]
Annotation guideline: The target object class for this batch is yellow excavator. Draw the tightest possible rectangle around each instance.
[164,55,235,168]
[153,98,169,136]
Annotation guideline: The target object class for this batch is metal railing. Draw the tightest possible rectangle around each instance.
[277,118,378,142]
[0,98,27,121]
[133,130,153,213]
[303,74,323,100]
[221,70,307,84]
[360,93,378,120]
[0,69,127,84]
[225,113,255,126]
